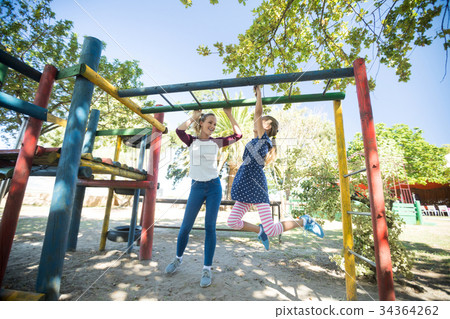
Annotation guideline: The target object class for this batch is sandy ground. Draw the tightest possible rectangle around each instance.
[1,204,449,301]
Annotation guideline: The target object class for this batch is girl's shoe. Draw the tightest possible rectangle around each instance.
[257,224,270,250]
[200,269,212,288]
[165,257,182,274]
[300,215,324,238]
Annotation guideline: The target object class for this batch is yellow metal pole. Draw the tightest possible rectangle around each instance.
[80,64,167,133]
[99,136,122,251]
[46,113,67,127]
[333,100,357,301]
[78,158,146,180]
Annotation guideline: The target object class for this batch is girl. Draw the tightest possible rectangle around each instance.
[227,85,324,250]
[165,108,242,288]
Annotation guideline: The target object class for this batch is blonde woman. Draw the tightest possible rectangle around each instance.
[165,108,242,288]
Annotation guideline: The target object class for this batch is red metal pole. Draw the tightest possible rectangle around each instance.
[139,112,164,260]
[0,65,57,286]
[353,58,395,301]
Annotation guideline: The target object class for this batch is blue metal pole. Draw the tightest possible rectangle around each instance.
[127,135,147,253]
[0,92,48,121]
[118,68,354,97]
[36,37,102,300]
[67,109,100,252]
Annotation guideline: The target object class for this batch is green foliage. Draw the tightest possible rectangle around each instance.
[192,0,448,95]
[347,123,450,185]
[351,210,414,279]
[0,0,152,149]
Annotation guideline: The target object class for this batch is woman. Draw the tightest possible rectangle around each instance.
[165,108,242,288]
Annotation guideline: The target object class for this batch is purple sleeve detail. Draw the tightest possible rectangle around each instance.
[212,133,243,148]
[176,128,194,146]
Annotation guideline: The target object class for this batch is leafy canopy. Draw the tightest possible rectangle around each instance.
[189,0,449,95]
[1,0,153,148]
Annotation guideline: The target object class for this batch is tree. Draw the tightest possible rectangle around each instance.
[191,0,449,94]
[0,0,152,148]
[347,123,450,186]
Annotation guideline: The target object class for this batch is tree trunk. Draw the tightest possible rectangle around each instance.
[226,162,238,200]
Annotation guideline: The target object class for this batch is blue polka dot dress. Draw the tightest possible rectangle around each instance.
[231,132,273,204]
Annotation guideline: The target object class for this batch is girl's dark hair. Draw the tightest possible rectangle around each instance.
[262,115,278,165]
[193,112,215,136]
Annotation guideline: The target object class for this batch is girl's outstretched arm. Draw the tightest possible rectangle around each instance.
[223,107,242,137]
[253,85,265,138]
[178,109,202,131]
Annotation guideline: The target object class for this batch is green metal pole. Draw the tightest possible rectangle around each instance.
[414,200,423,225]
[0,63,8,89]
[142,92,346,114]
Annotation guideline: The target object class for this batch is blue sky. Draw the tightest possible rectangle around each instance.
[49,0,450,147]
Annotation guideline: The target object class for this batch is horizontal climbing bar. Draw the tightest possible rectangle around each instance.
[0,92,67,126]
[96,127,153,137]
[79,64,167,133]
[141,92,346,114]
[118,67,354,97]
[0,49,42,82]
[77,180,153,188]
[348,249,376,267]
[347,211,371,216]
[344,168,367,178]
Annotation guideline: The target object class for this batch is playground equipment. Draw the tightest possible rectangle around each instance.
[0,35,395,301]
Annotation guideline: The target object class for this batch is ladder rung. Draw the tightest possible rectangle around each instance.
[347,211,371,216]
[344,168,366,178]
[220,88,229,104]
[189,91,202,107]
[348,249,376,267]
[159,94,174,108]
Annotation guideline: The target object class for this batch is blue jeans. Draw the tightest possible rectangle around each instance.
[176,177,222,266]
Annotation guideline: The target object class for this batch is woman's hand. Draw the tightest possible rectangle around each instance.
[254,85,261,98]
[223,107,232,117]
[192,109,202,120]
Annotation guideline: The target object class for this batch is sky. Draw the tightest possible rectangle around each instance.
[47,0,450,148]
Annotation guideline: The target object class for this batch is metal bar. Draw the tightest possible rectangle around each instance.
[77,179,152,189]
[95,127,152,137]
[99,136,122,251]
[0,92,66,126]
[0,117,28,206]
[56,64,83,80]
[354,58,395,301]
[0,62,8,89]
[36,37,102,301]
[67,109,101,252]
[220,88,229,104]
[323,79,332,95]
[154,225,242,232]
[118,67,355,97]
[159,94,174,107]
[142,92,346,114]
[348,249,376,268]
[189,91,201,107]
[0,65,57,288]
[140,112,165,261]
[0,49,42,82]
[333,100,357,301]
[127,135,147,253]
[344,168,366,178]
[79,64,167,133]
[347,211,371,216]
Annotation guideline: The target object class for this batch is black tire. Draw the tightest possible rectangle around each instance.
[107,225,142,242]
